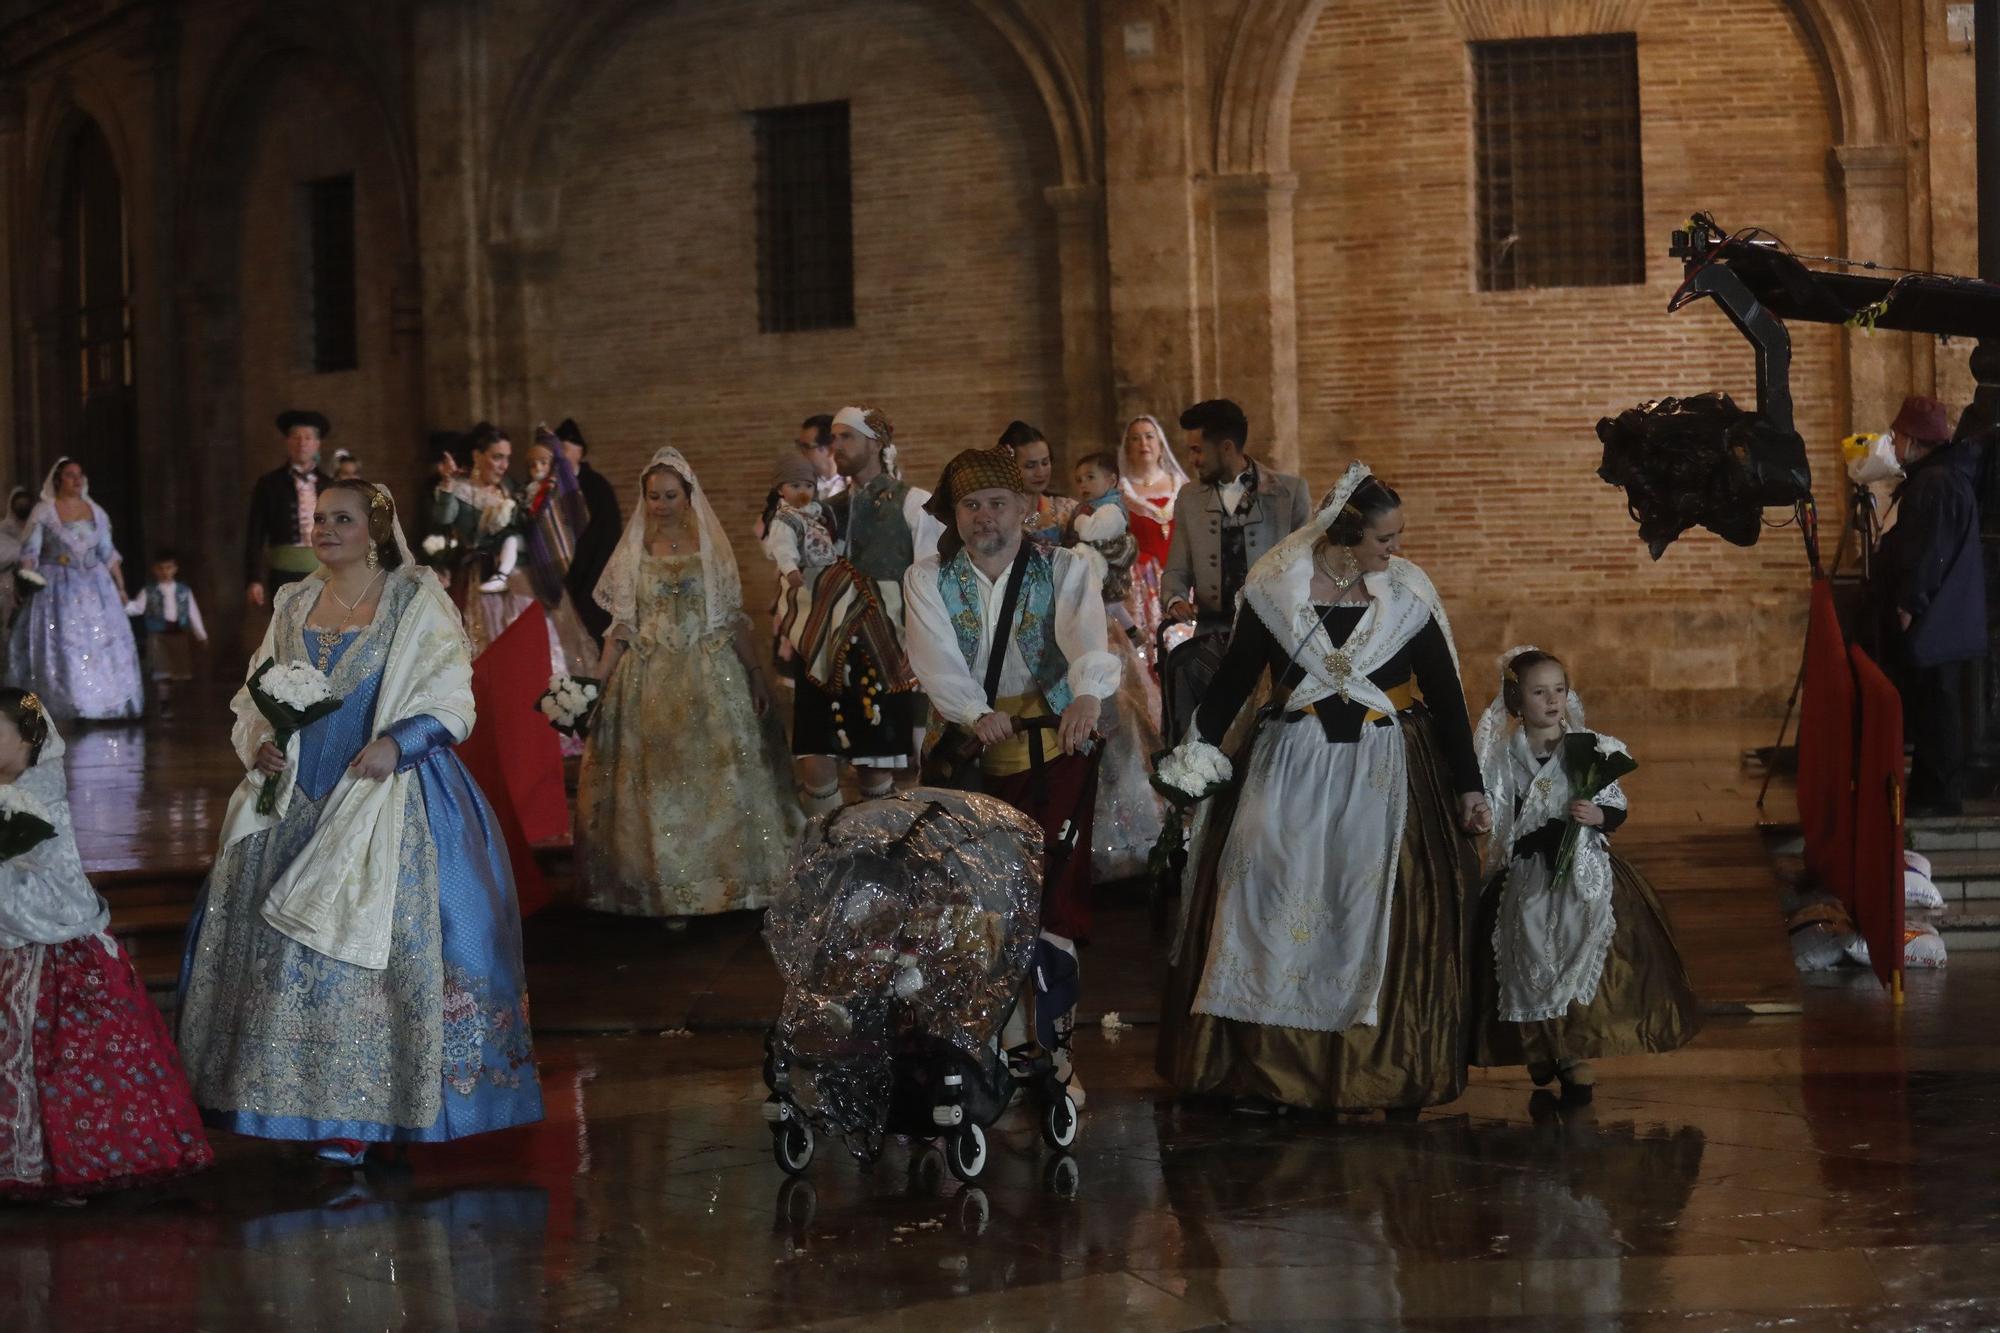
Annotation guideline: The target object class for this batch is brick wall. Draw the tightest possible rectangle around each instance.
[1289,0,1846,717]
[233,59,421,520]
[533,0,1066,617]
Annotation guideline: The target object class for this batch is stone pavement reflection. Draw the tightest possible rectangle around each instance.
[9,712,2000,1328]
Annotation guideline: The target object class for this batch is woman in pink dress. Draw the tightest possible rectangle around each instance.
[1118,414,1188,665]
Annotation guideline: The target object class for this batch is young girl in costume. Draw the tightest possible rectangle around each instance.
[0,688,211,1197]
[1068,452,1165,881]
[1469,648,1701,1102]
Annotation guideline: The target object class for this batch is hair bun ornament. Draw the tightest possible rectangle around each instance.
[1496,643,1542,683]
[19,692,42,719]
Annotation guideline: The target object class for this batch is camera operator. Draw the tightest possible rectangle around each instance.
[1875,394,1984,817]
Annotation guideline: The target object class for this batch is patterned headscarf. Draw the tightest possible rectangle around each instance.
[922,447,1025,527]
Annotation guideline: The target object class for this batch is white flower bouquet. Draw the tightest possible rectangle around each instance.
[14,567,45,601]
[536,672,601,738]
[0,784,57,861]
[247,659,342,815]
[1146,739,1234,879]
[421,534,450,557]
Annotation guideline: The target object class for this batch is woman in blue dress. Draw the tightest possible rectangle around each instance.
[9,458,144,721]
[176,480,542,1165]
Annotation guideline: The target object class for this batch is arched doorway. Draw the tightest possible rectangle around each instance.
[33,118,141,558]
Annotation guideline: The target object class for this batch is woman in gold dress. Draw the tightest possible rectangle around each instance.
[1156,462,1491,1116]
[576,448,803,919]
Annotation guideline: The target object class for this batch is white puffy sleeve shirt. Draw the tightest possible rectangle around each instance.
[903,545,1122,728]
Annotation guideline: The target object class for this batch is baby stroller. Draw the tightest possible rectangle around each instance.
[1156,615,1233,749]
[760,788,1082,1183]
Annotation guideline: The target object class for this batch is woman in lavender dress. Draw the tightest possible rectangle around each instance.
[9,459,144,721]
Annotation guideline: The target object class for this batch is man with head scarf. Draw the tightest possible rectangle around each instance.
[1875,394,1985,816]
[245,410,333,609]
[791,405,945,815]
[902,445,1121,1098]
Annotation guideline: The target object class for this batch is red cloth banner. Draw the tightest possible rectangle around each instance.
[461,603,568,917]
[1849,644,1907,988]
[1796,579,1856,907]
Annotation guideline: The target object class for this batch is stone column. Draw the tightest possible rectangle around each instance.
[411,0,493,428]
[1833,143,1914,434]
[0,83,24,486]
[1208,171,1301,472]
[1100,1,1204,442]
[1045,183,1113,456]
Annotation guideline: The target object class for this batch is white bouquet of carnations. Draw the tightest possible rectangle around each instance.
[490,499,518,533]
[536,673,601,738]
[247,659,341,815]
[0,783,57,861]
[421,534,450,557]
[1147,739,1233,879]
[14,567,45,600]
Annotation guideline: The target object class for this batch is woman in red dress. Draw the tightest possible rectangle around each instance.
[0,688,211,1199]
[1118,414,1189,665]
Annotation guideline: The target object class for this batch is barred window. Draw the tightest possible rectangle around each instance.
[1473,35,1644,291]
[754,101,854,333]
[304,174,358,372]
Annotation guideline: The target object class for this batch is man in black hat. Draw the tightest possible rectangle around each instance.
[245,410,334,608]
[554,418,622,642]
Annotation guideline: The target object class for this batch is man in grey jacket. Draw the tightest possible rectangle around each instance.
[1161,399,1313,628]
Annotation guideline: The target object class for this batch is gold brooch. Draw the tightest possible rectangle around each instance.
[1322,647,1352,681]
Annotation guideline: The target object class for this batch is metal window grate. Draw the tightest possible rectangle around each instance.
[1473,35,1644,292]
[754,101,855,333]
[305,174,358,372]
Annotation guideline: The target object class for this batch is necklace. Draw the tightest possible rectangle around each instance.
[1313,542,1363,595]
[313,571,383,670]
[652,521,694,555]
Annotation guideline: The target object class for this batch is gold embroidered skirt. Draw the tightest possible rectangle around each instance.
[1157,710,1481,1110]
[1471,853,1701,1069]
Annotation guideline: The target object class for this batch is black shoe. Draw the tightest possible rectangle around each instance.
[1229,1097,1288,1117]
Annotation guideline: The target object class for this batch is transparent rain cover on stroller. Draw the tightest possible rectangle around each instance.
[763,789,1045,1141]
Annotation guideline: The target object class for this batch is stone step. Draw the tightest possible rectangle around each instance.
[1922,908,2000,951]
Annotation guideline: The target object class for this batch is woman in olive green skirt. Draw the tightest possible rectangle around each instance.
[1154,464,1490,1116]
[1466,648,1700,1102]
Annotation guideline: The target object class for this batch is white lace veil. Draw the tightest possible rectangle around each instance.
[1471,644,1589,864]
[305,482,462,648]
[593,448,743,635]
[1119,414,1189,499]
[33,457,109,530]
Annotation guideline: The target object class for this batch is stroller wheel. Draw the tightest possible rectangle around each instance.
[772,1118,815,1176]
[944,1123,988,1183]
[1040,1092,1079,1151]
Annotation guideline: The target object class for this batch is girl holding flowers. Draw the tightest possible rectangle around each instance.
[0,688,210,1198]
[575,449,802,920]
[176,481,541,1165]
[1468,648,1699,1102]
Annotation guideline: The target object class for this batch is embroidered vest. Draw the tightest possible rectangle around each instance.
[143,584,192,634]
[833,475,915,580]
[938,543,1073,714]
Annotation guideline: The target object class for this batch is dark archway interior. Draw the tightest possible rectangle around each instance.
[40,118,142,561]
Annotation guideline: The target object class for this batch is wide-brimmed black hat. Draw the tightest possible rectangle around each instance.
[276,409,332,438]
[555,417,586,448]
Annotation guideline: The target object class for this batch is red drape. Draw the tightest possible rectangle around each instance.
[1849,644,1907,988]
[1797,578,1857,908]
[461,603,568,917]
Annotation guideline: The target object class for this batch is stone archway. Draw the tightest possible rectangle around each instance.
[27,114,141,555]
[177,17,421,652]
[478,0,1104,445]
